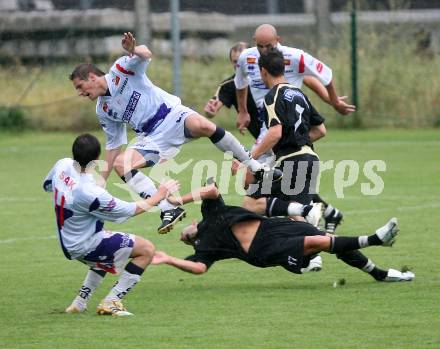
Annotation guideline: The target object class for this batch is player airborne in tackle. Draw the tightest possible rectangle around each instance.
[70,32,281,234]
[152,180,415,283]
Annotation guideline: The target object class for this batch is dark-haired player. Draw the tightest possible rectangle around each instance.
[43,133,179,316]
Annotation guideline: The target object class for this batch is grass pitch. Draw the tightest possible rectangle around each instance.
[1,129,439,348]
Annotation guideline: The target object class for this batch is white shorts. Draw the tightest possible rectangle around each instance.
[129,104,196,165]
[79,231,135,275]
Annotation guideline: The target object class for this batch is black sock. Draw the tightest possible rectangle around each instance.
[312,193,328,207]
[91,268,107,278]
[125,261,145,276]
[336,251,388,281]
[208,126,226,143]
[369,267,388,281]
[367,234,382,246]
[266,197,289,217]
[330,236,361,253]
[120,169,139,183]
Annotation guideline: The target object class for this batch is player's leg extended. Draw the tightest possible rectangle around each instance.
[184,113,281,180]
[65,268,106,313]
[113,149,185,234]
[97,236,155,316]
[242,196,312,219]
[303,217,400,256]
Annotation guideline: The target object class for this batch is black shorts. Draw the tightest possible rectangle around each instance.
[247,218,325,274]
[247,153,319,204]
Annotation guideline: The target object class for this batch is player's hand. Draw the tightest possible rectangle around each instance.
[122,32,136,54]
[157,179,180,198]
[199,183,219,200]
[231,159,241,176]
[236,111,250,135]
[333,96,356,115]
[151,251,170,265]
[204,99,221,118]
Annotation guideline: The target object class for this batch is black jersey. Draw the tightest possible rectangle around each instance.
[213,74,262,139]
[263,83,325,159]
[185,196,265,268]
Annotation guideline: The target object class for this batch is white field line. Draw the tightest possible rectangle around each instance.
[343,202,440,215]
[0,235,56,244]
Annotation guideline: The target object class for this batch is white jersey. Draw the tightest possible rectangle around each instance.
[96,47,181,150]
[43,158,136,260]
[234,43,333,109]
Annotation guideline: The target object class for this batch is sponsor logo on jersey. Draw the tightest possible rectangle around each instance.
[122,91,141,123]
[103,102,108,113]
[283,88,307,104]
[120,233,131,248]
[316,62,323,73]
[119,78,128,95]
[298,54,305,73]
[284,59,291,65]
[100,198,116,212]
[251,81,268,90]
[247,57,257,64]
[112,75,121,86]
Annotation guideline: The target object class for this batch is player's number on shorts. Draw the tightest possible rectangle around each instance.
[294,104,304,132]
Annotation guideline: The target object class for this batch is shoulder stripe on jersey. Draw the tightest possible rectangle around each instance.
[116,63,135,76]
[214,78,234,99]
[298,54,305,73]
[264,84,290,125]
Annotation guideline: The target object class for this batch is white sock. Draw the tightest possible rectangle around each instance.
[73,269,105,308]
[104,271,141,302]
[358,236,369,248]
[361,259,376,273]
[324,204,334,218]
[287,202,304,216]
[125,171,158,199]
[213,131,262,172]
[125,171,176,211]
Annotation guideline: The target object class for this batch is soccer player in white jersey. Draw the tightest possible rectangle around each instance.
[43,133,181,316]
[234,24,354,231]
[70,32,282,234]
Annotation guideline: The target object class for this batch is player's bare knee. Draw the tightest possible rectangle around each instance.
[112,154,128,176]
[304,236,328,255]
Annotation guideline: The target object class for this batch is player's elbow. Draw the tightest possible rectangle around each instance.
[192,263,208,275]
[314,124,327,139]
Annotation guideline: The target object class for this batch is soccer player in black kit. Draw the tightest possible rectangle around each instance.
[151,182,414,282]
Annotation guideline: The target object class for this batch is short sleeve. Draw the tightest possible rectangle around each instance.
[234,52,249,90]
[302,51,333,86]
[96,111,127,150]
[185,252,218,269]
[305,95,325,126]
[43,159,65,192]
[85,188,136,223]
[217,80,236,108]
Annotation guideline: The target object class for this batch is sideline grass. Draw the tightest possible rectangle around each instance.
[0,129,439,348]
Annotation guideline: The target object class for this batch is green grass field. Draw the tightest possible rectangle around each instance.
[1,129,440,349]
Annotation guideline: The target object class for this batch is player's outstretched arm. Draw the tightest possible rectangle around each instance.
[122,32,152,60]
[151,251,208,274]
[167,183,219,206]
[133,180,180,215]
[309,123,327,143]
[324,81,356,115]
